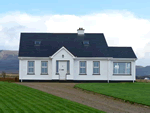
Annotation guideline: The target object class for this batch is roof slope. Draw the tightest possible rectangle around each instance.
[18,33,110,57]
[18,33,137,58]
[108,47,137,58]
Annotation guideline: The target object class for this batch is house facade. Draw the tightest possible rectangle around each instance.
[18,28,137,82]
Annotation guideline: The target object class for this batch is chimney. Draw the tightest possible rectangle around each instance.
[77,28,84,35]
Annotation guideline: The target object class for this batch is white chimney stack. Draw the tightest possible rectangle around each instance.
[77,28,84,35]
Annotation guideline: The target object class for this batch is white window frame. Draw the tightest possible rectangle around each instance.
[113,62,131,75]
[79,61,86,75]
[41,61,48,74]
[93,61,100,75]
[27,61,35,74]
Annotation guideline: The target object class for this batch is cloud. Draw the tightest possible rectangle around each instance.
[0,11,150,66]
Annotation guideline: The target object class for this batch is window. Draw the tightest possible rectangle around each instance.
[67,61,70,74]
[79,61,86,74]
[83,41,89,46]
[56,61,59,74]
[113,62,131,75]
[35,41,41,45]
[28,61,34,74]
[41,61,48,74]
[93,61,100,74]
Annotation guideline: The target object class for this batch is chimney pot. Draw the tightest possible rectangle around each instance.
[77,27,84,35]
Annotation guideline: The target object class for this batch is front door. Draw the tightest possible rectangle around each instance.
[59,61,67,80]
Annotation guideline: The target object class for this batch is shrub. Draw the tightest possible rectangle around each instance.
[2,71,6,78]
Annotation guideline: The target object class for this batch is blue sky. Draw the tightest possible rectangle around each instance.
[1,0,150,18]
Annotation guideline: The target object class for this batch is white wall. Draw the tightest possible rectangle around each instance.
[19,49,136,81]
[74,59,108,80]
[73,58,136,81]
[19,59,52,80]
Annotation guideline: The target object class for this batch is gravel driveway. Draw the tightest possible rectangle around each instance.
[16,82,150,113]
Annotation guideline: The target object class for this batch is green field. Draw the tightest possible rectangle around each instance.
[0,82,104,113]
[75,82,150,106]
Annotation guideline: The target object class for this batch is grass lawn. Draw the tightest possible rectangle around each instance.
[75,82,150,106]
[0,82,104,113]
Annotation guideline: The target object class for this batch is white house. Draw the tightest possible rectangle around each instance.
[18,28,137,82]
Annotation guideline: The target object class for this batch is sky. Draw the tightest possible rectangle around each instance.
[0,0,150,66]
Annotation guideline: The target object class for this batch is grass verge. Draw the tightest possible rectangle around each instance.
[0,82,105,113]
[74,82,150,107]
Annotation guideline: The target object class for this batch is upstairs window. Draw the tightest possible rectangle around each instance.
[35,41,41,45]
[83,40,89,45]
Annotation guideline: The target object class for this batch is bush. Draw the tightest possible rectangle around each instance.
[2,71,6,78]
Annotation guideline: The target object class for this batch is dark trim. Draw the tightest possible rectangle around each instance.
[66,73,70,75]
[40,73,48,75]
[93,74,100,75]
[79,74,87,75]
[113,74,131,76]
[27,73,35,75]
[56,73,59,75]
[19,79,135,83]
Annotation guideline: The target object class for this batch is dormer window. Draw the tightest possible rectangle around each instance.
[83,40,89,45]
[35,41,41,46]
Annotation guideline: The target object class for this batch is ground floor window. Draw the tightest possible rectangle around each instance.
[113,62,131,75]
[28,61,34,74]
[79,61,86,74]
[93,61,100,74]
[41,61,48,74]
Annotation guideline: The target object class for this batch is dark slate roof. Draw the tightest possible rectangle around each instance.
[18,33,137,58]
[108,47,137,58]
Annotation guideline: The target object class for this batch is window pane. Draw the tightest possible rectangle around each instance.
[94,62,99,67]
[45,62,47,66]
[42,62,47,66]
[80,61,86,67]
[113,63,118,74]
[56,61,59,73]
[126,68,130,74]
[29,61,34,67]
[93,68,99,74]
[80,68,86,74]
[42,68,44,73]
[118,63,126,74]
[67,61,70,73]
[45,68,48,73]
[82,68,86,73]
[29,68,33,73]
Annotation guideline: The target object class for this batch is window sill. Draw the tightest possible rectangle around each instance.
[113,74,131,76]
[41,73,48,75]
[93,74,100,75]
[79,74,87,75]
[27,73,35,75]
